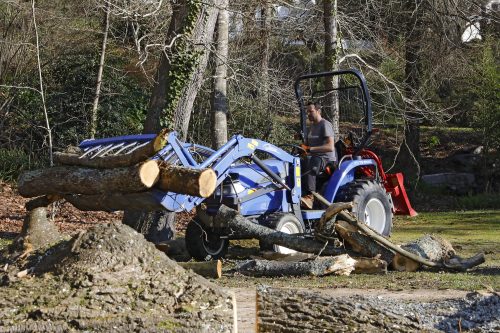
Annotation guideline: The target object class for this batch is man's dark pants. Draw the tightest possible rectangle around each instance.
[301,155,328,194]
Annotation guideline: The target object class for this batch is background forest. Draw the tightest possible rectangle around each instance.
[1,0,499,200]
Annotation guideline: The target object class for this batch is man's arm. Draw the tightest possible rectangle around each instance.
[309,136,334,153]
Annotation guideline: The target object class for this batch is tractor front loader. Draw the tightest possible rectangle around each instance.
[78,69,416,260]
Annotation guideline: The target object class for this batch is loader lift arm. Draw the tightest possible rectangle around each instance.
[78,131,302,213]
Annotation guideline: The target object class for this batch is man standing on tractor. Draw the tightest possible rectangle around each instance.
[301,101,337,209]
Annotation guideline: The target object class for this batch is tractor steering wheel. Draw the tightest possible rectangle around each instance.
[278,144,307,157]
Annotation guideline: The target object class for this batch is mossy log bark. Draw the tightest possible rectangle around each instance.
[213,205,346,256]
[17,160,160,198]
[157,163,217,198]
[54,129,169,168]
[237,255,356,277]
[256,287,436,332]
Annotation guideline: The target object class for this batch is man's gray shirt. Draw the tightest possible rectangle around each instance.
[307,119,336,162]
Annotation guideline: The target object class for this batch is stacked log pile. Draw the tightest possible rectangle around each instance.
[18,129,217,213]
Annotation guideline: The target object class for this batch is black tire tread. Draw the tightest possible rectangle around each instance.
[335,180,393,236]
[185,219,228,261]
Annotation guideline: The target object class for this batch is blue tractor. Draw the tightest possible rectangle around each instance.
[78,69,416,260]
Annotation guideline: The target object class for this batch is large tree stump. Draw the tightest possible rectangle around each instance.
[0,223,236,332]
[256,287,436,332]
[237,255,356,277]
[18,160,160,197]
[8,207,62,260]
[53,129,169,168]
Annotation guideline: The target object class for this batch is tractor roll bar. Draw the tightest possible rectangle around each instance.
[293,68,373,154]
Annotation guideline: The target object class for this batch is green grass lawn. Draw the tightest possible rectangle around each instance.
[217,210,500,291]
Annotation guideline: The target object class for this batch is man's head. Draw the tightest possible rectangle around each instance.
[306,101,322,123]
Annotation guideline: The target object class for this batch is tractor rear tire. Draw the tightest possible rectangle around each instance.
[185,219,228,261]
[259,213,304,254]
[335,180,393,236]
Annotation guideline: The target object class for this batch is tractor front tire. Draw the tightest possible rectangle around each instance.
[335,180,393,236]
[259,213,304,254]
[185,219,228,261]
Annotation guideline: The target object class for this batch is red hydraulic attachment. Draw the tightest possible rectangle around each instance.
[353,149,418,217]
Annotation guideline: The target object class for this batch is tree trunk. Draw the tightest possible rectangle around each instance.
[397,0,424,181]
[18,160,160,198]
[256,287,434,332]
[134,0,221,244]
[210,0,229,149]
[122,210,175,243]
[212,205,346,256]
[89,2,110,139]
[322,0,340,138]
[237,255,356,277]
[143,2,189,134]
[54,129,169,168]
[173,0,221,140]
[157,163,217,197]
[64,192,164,212]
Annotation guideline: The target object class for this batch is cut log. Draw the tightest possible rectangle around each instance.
[353,257,388,274]
[18,160,160,198]
[335,220,395,264]
[237,255,356,277]
[54,129,170,168]
[213,205,347,256]
[64,192,164,212]
[256,287,435,332]
[178,260,222,279]
[156,163,217,198]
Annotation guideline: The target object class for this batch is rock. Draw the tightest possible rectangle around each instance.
[421,173,476,195]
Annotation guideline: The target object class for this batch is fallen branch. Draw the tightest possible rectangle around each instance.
[213,205,347,256]
[313,192,485,271]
